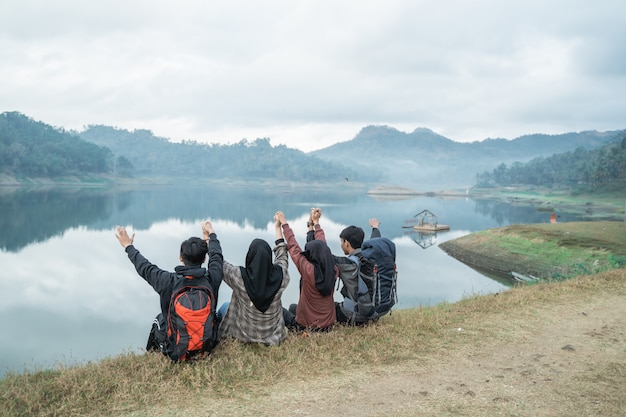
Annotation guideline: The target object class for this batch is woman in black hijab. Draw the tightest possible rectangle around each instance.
[302,239,336,297]
[241,238,285,312]
[278,208,338,331]
[218,215,290,346]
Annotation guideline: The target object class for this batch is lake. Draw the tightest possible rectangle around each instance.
[0,184,586,376]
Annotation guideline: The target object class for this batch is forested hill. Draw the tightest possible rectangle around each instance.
[0,112,112,178]
[476,136,626,190]
[0,113,367,183]
[79,125,369,182]
[310,125,623,190]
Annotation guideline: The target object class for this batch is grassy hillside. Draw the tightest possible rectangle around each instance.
[440,221,626,279]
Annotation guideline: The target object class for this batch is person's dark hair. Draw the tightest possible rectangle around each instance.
[180,237,208,265]
[339,226,365,249]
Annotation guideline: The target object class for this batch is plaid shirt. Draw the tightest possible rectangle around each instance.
[218,241,290,346]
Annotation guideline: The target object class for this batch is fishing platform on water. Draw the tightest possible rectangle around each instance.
[404,209,450,232]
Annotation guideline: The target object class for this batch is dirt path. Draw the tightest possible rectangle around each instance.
[177,291,625,417]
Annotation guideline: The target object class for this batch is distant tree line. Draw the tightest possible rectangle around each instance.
[475,135,626,188]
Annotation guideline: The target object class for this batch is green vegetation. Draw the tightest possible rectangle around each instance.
[0,112,113,178]
[440,221,626,280]
[475,135,626,190]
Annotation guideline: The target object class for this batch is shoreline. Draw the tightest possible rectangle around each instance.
[439,221,626,281]
[3,179,624,220]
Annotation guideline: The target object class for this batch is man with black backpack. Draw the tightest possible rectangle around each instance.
[334,218,397,324]
[333,218,380,325]
[115,220,223,361]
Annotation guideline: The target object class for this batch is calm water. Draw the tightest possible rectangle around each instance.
[0,184,586,376]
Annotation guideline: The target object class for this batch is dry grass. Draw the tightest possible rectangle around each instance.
[1,268,625,417]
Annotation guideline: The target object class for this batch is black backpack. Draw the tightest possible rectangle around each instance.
[166,284,217,361]
[335,254,378,324]
[361,237,398,316]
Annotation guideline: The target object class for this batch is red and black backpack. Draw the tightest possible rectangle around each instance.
[166,282,217,361]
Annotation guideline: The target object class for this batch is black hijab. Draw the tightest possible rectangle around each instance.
[302,240,336,296]
[240,239,284,313]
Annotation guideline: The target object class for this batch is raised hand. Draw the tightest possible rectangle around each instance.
[202,220,214,240]
[274,211,287,226]
[115,226,135,248]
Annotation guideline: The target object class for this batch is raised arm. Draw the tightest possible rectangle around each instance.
[311,207,327,242]
[275,211,286,241]
[115,226,173,293]
[306,207,317,242]
[273,211,289,271]
[369,217,382,239]
[277,212,310,273]
[202,220,224,289]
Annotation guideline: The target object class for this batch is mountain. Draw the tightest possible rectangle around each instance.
[310,125,623,190]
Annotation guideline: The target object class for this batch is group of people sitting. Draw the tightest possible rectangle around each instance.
[114,207,396,361]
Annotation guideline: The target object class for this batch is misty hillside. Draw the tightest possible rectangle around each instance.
[3,112,623,190]
[0,113,370,183]
[78,124,372,183]
[310,126,623,190]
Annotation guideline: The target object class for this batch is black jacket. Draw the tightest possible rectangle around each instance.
[124,233,224,317]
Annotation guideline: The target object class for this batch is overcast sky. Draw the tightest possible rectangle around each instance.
[2,1,625,152]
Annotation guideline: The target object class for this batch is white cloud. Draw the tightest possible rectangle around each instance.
[1,0,625,152]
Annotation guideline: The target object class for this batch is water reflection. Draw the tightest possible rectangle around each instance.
[405,230,446,249]
[0,185,588,376]
[0,187,114,252]
[0,185,366,252]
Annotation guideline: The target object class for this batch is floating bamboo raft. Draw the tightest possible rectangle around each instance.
[405,209,451,232]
